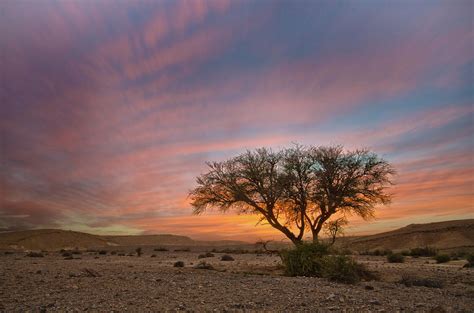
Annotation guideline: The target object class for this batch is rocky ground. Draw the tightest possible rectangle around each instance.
[0,248,473,312]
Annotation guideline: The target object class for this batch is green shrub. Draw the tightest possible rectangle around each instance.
[387,253,405,263]
[281,243,329,277]
[409,247,437,257]
[467,254,474,263]
[434,254,450,264]
[320,255,374,284]
[280,243,372,284]
[463,254,474,268]
[220,254,234,261]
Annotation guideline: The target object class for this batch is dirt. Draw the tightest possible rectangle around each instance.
[1,249,473,312]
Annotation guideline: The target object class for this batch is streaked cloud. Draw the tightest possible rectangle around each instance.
[1,0,472,240]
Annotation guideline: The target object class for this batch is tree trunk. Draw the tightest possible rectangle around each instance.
[312,232,319,243]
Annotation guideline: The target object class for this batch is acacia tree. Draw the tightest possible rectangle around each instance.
[324,217,348,246]
[189,144,395,245]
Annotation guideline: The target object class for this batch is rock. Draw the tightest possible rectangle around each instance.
[220,255,234,261]
[173,261,185,267]
[369,299,381,305]
[326,293,336,301]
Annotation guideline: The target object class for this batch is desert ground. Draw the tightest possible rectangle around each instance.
[1,246,473,312]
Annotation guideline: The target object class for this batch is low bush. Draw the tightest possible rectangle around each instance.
[173,261,185,267]
[360,249,392,256]
[321,255,374,284]
[220,254,235,261]
[136,247,142,257]
[387,253,405,263]
[26,252,44,258]
[400,275,444,288]
[62,251,72,258]
[98,250,107,255]
[281,243,328,277]
[150,254,157,258]
[281,243,374,284]
[464,254,474,268]
[154,247,169,252]
[198,252,215,259]
[409,247,437,257]
[434,254,450,264]
[174,248,191,252]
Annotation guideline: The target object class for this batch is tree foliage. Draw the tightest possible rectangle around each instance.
[189,144,395,245]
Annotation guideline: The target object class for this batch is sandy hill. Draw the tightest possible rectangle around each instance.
[0,229,115,251]
[104,234,195,246]
[2,219,472,251]
[0,229,247,251]
[343,219,474,252]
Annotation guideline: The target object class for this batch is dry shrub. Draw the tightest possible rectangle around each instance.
[434,254,450,264]
[198,252,215,259]
[387,253,405,263]
[400,274,444,288]
[409,247,437,257]
[26,252,44,258]
[220,254,234,261]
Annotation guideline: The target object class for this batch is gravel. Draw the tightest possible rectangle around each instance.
[0,251,473,312]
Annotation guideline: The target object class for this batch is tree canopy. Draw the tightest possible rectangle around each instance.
[189,144,395,245]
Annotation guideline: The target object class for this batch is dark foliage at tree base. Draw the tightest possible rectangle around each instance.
[281,243,374,284]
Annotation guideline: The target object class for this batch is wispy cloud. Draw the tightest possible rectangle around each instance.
[1,0,472,239]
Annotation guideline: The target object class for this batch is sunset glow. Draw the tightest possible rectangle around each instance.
[1,0,472,241]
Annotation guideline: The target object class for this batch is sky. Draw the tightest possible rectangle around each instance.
[1,0,473,241]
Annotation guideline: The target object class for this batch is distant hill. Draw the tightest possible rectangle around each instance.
[342,219,474,252]
[2,219,472,251]
[0,229,115,251]
[0,229,247,251]
[104,234,195,246]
